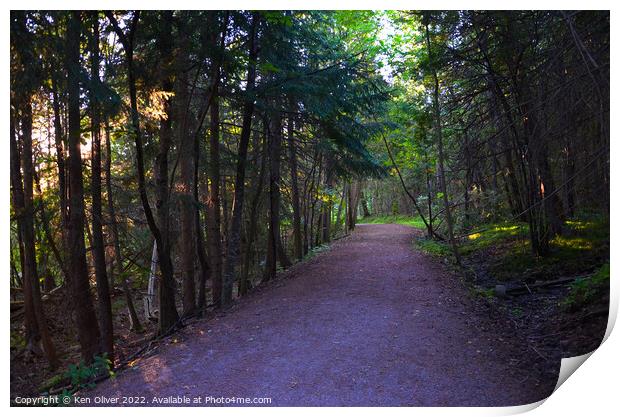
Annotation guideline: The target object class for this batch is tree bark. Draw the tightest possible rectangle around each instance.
[264,110,291,282]
[106,11,179,334]
[89,12,114,361]
[176,15,196,317]
[104,123,142,333]
[207,83,223,307]
[67,11,102,363]
[154,11,180,333]
[425,17,461,265]
[11,104,58,367]
[241,129,268,295]
[222,12,259,306]
[288,105,303,261]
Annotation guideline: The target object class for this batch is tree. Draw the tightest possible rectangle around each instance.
[222,12,260,306]
[89,11,114,360]
[66,11,102,362]
[424,14,460,265]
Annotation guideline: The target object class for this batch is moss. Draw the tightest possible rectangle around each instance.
[464,215,608,282]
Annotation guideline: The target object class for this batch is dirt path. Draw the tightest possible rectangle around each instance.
[86,224,554,406]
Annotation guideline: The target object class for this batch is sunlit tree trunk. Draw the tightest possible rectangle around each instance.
[89,12,114,361]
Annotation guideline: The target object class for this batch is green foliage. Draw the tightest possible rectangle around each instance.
[459,222,528,256]
[64,353,114,391]
[38,373,66,393]
[414,238,452,257]
[361,214,425,229]
[305,244,331,260]
[563,263,610,309]
[492,216,608,281]
[411,215,608,285]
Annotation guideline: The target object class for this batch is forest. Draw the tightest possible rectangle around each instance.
[10,10,609,406]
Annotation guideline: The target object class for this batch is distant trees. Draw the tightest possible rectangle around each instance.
[372,10,609,258]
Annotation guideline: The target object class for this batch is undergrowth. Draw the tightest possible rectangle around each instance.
[360,214,426,230]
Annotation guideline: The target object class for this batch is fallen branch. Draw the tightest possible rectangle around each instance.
[506,276,589,295]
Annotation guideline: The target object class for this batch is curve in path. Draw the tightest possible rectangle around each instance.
[87,224,552,406]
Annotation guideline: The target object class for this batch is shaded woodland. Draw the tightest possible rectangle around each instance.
[10,10,609,398]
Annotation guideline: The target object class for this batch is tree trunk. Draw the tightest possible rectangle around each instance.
[425,17,461,264]
[241,129,268,295]
[195,145,211,312]
[51,76,68,252]
[144,242,159,321]
[11,103,58,367]
[264,110,291,282]
[176,16,196,317]
[207,84,223,307]
[67,11,102,362]
[222,12,259,306]
[89,13,114,361]
[154,11,180,333]
[106,10,179,334]
[288,105,303,261]
[104,124,142,333]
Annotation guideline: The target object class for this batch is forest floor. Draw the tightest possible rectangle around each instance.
[81,224,558,406]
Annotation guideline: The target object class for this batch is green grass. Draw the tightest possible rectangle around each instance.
[415,238,452,257]
[360,214,426,230]
[488,216,609,281]
[412,215,608,282]
[563,262,610,309]
[413,220,528,260]
[459,222,529,255]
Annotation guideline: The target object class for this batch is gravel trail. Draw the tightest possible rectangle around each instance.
[86,224,552,406]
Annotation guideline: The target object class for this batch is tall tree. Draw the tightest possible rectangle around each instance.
[106,11,179,333]
[175,13,197,317]
[89,12,114,360]
[222,12,260,306]
[424,14,461,265]
[206,12,228,308]
[288,106,303,261]
[66,11,102,362]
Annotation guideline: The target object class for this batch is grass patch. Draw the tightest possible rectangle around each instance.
[563,262,610,310]
[304,244,331,260]
[415,238,452,257]
[411,215,608,283]
[460,222,529,255]
[360,214,426,230]
[487,216,608,281]
[412,221,528,260]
